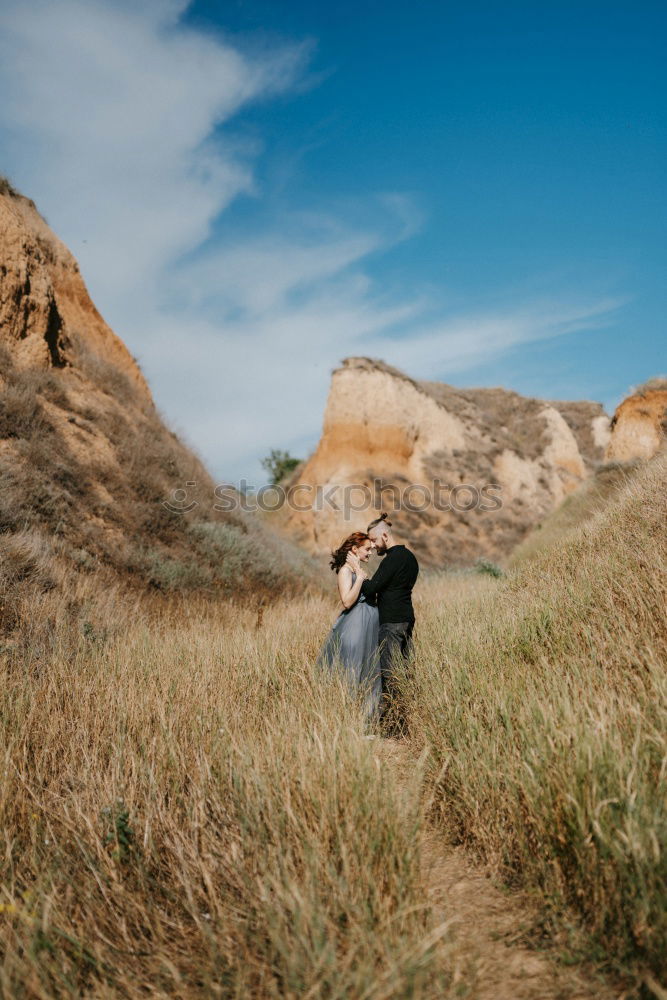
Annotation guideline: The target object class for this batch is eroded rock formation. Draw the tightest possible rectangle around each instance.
[605,379,667,462]
[0,178,149,391]
[281,357,611,567]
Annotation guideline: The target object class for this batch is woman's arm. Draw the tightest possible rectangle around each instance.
[337,564,367,609]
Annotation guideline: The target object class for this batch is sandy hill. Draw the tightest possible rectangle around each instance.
[281,356,612,566]
[0,178,318,647]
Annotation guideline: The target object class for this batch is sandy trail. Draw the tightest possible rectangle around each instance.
[378,738,620,1000]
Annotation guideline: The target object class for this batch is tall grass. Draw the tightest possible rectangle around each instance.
[509,459,643,565]
[405,452,667,986]
[1,455,664,995]
[0,593,456,998]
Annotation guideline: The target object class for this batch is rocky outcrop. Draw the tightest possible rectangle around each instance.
[605,379,667,462]
[0,177,149,392]
[0,179,319,619]
[281,357,611,567]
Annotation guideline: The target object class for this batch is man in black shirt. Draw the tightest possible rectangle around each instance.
[348,512,419,722]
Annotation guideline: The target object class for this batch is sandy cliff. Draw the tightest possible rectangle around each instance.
[281,357,611,566]
[0,179,318,634]
[0,178,149,392]
[605,378,667,462]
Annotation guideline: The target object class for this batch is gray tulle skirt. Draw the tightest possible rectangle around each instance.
[316,596,381,721]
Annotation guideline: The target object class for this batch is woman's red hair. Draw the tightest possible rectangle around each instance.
[329,531,370,573]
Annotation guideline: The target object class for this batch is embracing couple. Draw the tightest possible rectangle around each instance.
[317,512,419,727]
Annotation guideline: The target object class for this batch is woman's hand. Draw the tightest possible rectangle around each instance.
[346,552,367,578]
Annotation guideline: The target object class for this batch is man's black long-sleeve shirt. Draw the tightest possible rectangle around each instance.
[361,544,419,625]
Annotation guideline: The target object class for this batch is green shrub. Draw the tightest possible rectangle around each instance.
[474,557,504,578]
[145,551,214,592]
[261,448,302,484]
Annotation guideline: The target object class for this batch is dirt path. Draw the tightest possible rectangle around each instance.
[378,739,620,1000]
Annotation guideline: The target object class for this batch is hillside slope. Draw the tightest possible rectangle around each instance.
[281,357,610,566]
[510,377,667,564]
[0,179,320,645]
[508,458,642,564]
[409,449,667,985]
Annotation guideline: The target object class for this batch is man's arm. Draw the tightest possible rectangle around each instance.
[360,556,394,601]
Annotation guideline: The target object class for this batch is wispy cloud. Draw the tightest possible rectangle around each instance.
[380,296,626,377]
[145,225,622,480]
[0,0,623,483]
[0,0,308,316]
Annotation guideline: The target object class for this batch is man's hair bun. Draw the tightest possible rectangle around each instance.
[367,511,392,532]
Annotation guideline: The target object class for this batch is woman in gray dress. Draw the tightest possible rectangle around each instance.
[316,531,381,722]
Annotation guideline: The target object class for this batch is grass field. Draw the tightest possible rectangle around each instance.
[0,591,459,998]
[407,451,667,989]
[0,453,664,997]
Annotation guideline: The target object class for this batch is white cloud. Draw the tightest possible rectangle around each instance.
[144,227,622,483]
[0,0,622,485]
[380,297,625,377]
[0,0,307,315]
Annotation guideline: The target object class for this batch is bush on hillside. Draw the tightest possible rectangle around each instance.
[261,448,302,485]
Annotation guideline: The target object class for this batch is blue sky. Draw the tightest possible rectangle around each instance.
[0,0,664,483]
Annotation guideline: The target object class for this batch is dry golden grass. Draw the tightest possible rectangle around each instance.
[405,451,667,988]
[509,458,644,565]
[0,591,458,998]
[1,454,664,997]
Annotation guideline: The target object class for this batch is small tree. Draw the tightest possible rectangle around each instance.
[261,449,301,485]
